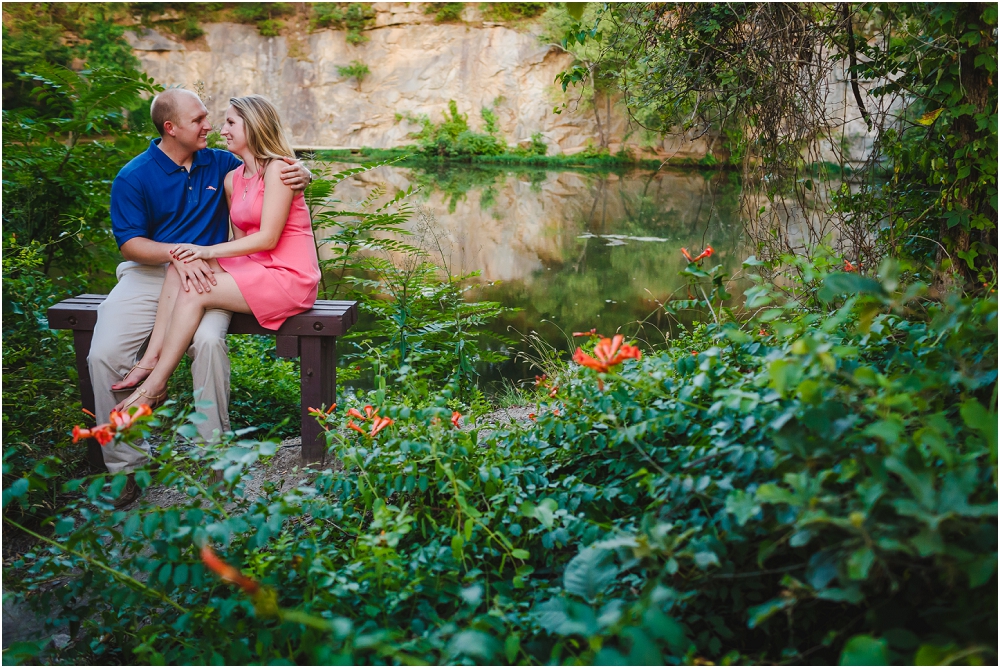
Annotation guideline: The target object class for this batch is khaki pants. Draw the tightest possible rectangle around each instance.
[88,261,233,473]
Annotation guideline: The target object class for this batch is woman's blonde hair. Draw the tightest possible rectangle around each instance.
[228,94,295,167]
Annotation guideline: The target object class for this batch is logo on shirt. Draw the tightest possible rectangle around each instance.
[206,185,217,191]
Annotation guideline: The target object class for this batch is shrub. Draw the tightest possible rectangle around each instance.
[481,2,547,22]
[408,100,508,158]
[336,59,370,90]
[231,2,294,37]
[311,3,375,44]
[5,253,995,665]
[424,2,465,23]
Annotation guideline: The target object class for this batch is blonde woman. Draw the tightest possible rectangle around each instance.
[113,94,321,412]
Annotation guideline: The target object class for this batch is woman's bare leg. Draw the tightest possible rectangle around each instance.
[112,264,182,390]
[114,262,250,412]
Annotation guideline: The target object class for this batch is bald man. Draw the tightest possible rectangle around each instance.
[89,89,312,506]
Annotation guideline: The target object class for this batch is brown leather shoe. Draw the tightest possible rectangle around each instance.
[112,473,140,509]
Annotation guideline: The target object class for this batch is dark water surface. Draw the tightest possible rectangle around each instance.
[316,162,745,389]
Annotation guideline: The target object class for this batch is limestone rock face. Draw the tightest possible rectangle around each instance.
[128,18,708,159]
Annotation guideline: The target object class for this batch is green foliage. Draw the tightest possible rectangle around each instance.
[5,257,995,664]
[424,3,465,23]
[840,4,998,283]
[558,3,998,282]
[1,237,89,523]
[231,2,294,36]
[2,3,140,111]
[3,64,160,272]
[480,2,547,22]
[336,59,370,90]
[2,49,158,524]
[311,3,375,44]
[407,100,509,158]
[228,336,300,438]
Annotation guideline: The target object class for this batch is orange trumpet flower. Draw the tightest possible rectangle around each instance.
[572,334,642,374]
[681,246,714,263]
[370,416,394,436]
[451,411,462,429]
[72,405,152,446]
[200,545,260,595]
[347,420,367,435]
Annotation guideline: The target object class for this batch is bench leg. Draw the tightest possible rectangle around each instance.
[300,336,336,466]
[72,330,106,472]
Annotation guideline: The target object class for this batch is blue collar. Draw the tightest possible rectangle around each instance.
[148,138,211,173]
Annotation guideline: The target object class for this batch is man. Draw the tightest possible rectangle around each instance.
[89,88,312,507]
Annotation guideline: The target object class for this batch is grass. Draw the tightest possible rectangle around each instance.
[303,146,714,171]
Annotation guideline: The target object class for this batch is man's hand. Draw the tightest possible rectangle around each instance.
[279,156,313,192]
[172,256,216,293]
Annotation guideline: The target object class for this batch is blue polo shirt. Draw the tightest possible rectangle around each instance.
[110,139,242,248]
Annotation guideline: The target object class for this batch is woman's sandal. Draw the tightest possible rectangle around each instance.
[113,361,155,391]
[118,385,167,413]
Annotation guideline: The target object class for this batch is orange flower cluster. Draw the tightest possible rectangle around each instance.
[347,405,394,437]
[72,405,153,446]
[572,334,642,374]
[200,545,260,595]
[844,260,862,272]
[451,411,462,428]
[681,246,714,263]
[307,404,337,418]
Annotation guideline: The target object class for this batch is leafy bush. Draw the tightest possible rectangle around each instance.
[310,3,375,44]
[424,2,465,23]
[407,100,508,158]
[336,59,370,90]
[480,2,547,22]
[5,253,995,665]
[231,2,295,37]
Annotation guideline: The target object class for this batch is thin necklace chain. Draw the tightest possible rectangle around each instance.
[241,160,262,201]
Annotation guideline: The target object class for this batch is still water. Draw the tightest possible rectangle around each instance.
[316,162,745,388]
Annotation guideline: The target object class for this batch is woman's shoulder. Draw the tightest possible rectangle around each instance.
[264,158,290,177]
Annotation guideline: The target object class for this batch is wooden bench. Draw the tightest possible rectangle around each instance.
[47,295,358,468]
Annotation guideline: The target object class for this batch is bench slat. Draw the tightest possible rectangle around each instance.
[48,295,358,338]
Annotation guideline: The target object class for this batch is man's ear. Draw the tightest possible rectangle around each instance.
[163,120,176,137]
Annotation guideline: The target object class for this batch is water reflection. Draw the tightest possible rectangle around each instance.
[317,162,744,385]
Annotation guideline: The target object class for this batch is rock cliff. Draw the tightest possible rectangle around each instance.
[125,3,710,159]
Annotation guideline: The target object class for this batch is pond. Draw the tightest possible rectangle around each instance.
[315,161,746,389]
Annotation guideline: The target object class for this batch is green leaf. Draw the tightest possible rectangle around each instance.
[818,273,886,302]
[747,597,794,629]
[917,108,944,125]
[511,548,530,560]
[847,547,875,580]
[564,546,619,602]
[960,400,998,460]
[964,553,997,588]
[840,634,888,665]
[2,478,30,508]
[725,490,761,526]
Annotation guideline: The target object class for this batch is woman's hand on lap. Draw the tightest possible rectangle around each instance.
[171,243,213,262]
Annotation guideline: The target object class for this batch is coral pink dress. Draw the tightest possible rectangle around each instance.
[218,164,321,330]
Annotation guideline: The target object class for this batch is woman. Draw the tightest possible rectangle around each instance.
[112,94,321,412]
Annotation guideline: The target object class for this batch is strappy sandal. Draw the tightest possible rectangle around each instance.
[112,361,155,391]
[118,385,167,413]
